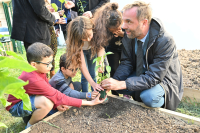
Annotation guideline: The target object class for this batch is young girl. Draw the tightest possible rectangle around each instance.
[66,3,124,93]
[66,16,102,91]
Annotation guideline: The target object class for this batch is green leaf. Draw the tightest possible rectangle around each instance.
[98,73,102,77]
[0,56,36,72]
[106,73,110,78]
[59,0,65,3]
[95,65,101,72]
[105,52,114,56]
[0,122,7,128]
[0,76,32,111]
[6,51,25,61]
[106,66,111,73]
[0,42,2,46]
[0,68,9,77]
[51,3,58,12]
[93,57,101,64]
[63,14,67,18]
[0,97,11,107]
[0,34,3,38]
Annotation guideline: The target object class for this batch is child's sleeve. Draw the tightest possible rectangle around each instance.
[55,80,87,99]
[28,79,82,108]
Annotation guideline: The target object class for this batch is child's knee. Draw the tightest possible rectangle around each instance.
[35,96,54,110]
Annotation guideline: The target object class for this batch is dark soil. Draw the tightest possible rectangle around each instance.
[29,97,200,133]
[178,49,200,90]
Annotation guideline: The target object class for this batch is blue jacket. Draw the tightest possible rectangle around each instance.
[51,0,71,31]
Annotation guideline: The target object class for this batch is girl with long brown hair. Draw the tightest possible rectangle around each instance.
[66,16,102,91]
[66,3,123,92]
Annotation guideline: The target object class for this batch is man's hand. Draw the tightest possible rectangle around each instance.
[57,105,69,111]
[55,29,60,37]
[64,1,75,9]
[91,90,99,99]
[101,78,126,90]
[83,11,93,18]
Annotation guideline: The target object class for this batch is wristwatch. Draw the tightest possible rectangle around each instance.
[87,92,92,99]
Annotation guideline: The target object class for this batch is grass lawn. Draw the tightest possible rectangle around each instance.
[0,47,200,132]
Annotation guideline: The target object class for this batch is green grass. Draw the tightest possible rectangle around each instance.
[1,47,200,132]
[176,96,200,118]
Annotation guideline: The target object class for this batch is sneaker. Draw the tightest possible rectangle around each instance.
[101,97,109,104]
[123,95,131,99]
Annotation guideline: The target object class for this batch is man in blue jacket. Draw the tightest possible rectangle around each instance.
[101,1,183,111]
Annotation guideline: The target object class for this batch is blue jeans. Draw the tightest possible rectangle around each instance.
[9,95,37,117]
[81,49,97,92]
[9,95,58,118]
[116,72,165,108]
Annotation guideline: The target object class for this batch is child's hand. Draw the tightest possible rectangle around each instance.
[82,11,93,18]
[58,9,65,16]
[91,93,107,105]
[92,82,104,91]
[64,1,75,9]
[57,105,69,111]
[91,90,99,99]
[98,67,104,73]
[114,29,124,37]
[57,17,67,24]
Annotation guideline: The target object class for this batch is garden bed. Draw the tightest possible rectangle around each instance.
[21,95,200,133]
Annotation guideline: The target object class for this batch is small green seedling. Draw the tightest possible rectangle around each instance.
[93,52,113,98]
[51,0,68,18]
[77,0,86,15]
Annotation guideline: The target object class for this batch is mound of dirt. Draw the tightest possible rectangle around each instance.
[29,97,200,133]
[178,49,200,90]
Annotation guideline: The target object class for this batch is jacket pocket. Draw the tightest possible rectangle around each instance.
[35,21,47,40]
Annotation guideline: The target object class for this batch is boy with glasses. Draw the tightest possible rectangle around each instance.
[6,43,106,129]
[49,53,98,100]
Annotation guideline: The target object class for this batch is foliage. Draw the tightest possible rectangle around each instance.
[93,52,113,84]
[51,0,68,18]
[77,0,86,15]
[0,34,36,129]
[93,52,113,98]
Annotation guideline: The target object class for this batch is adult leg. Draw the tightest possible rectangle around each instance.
[63,30,67,40]
[140,84,165,108]
[29,95,54,125]
[23,41,32,52]
[48,26,58,78]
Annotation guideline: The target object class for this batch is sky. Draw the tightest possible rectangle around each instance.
[111,0,200,50]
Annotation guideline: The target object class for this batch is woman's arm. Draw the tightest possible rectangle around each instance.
[80,50,104,91]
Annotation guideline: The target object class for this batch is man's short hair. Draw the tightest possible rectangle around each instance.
[59,53,70,70]
[123,1,152,24]
[26,42,54,63]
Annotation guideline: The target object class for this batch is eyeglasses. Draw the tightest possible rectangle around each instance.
[68,68,78,72]
[35,59,53,68]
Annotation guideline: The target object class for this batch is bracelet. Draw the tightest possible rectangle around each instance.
[87,92,91,99]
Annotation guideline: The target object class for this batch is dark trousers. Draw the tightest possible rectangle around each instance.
[23,42,32,52]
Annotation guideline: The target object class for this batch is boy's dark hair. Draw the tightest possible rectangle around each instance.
[26,42,54,63]
[59,53,70,70]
